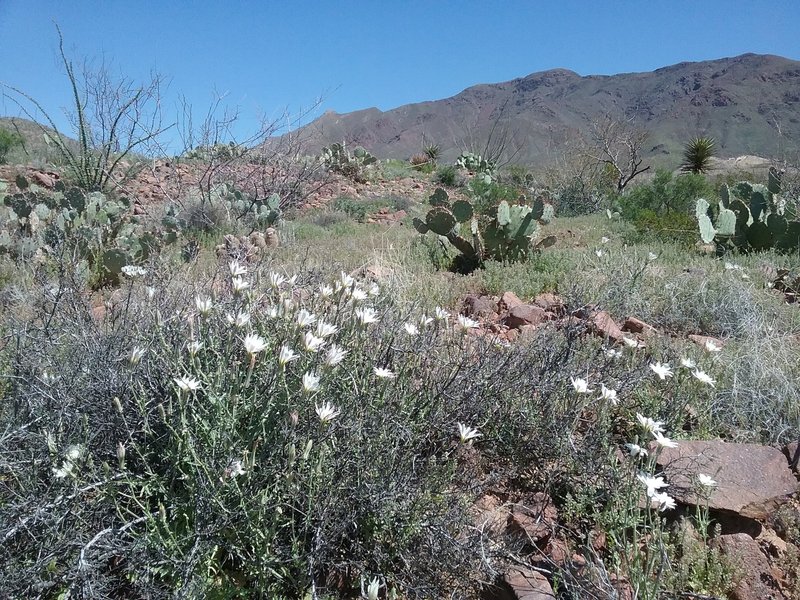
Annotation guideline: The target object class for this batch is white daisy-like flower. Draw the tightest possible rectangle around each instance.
[323,344,347,367]
[278,345,299,365]
[195,296,213,315]
[129,346,146,366]
[121,264,147,278]
[653,432,679,449]
[625,443,648,458]
[648,252,658,261]
[636,413,665,434]
[229,260,247,277]
[302,371,321,393]
[287,275,297,287]
[350,287,368,302]
[456,314,480,331]
[65,445,83,462]
[319,284,334,298]
[434,306,450,321]
[622,336,645,349]
[366,577,380,600]
[315,401,340,423]
[637,473,669,498]
[704,339,722,352]
[226,459,246,478]
[403,322,420,336]
[302,331,326,353]
[243,333,268,355]
[652,491,677,511]
[367,282,380,297]
[354,307,380,325]
[232,276,250,293]
[603,347,623,359]
[339,271,355,290]
[226,311,251,328]
[570,376,592,394]
[374,366,396,379]
[697,473,718,488]
[601,236,610,244]
[692,369,716,387]
[724,262,741,271]
[187,341,204,356]
[266,305,281,319]
[269,271,286,288]
[595,249,604,258]
[457,423,482,443]
[649,362,673,380]
[598,384,618,404]
[315,320,338,338]
[419,315,434,327]
[174,376,201,392]
[296,309,317,327]
[680,357,696,369]
[146,286,157,301]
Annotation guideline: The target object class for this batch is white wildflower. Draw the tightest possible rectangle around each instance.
[324,344,348,367]
[121,264,147,278]
[692,369,716,387]
[697,473,718,488]
[227,311,251,328]
[601,236,610,244]
[403,322,420,336]
[354,307,380,325]
[278,345,299,366]
[302,331,326,352]
[129,346,146,366]
[315,401,340,423]
[704,339,722,352]
[367,282,380,297]
[232,276,250,293]
[599,384,618,404]
[457,423,482,443]
[637,473,669,498]
[374,366,396,379]
[649,362,673,380]
[269,271,286,288]
[653,432,679,449]
[243,333,268,355]
[174,376,201,392]
[366,577,380,600]
[315,320,338,338]
[604,347,623,359]
[195,296,213,315]
[570,376,592,394]
[648,252,658,261]
[652,491,677,511]
[622,336,644,349]
[226,459,246,478]
[302,371,321,393]
[296,309,317,327]
[350,287,368,302]
[680,357,696,369]
[434,306,450,321]
[625,443,648,458]
[456,314,480,331]
[187,341,204,356]
[319,284,334,297]
[595,249,604,258]
[419,314,434,327]
[229,260,247,277]
[636,413,665,434]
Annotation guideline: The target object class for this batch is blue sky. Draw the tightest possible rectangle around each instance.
[2,1,799,146]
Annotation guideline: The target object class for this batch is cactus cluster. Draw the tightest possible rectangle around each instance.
[413,187,555,265]
[183,142,245,161]
[0,175,178,284]
[204,183,281,227]
[455,152,496,178]
[696,168,800,253]
[320,142,377,183]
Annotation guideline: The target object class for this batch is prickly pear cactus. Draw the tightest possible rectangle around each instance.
[696,177,800,254]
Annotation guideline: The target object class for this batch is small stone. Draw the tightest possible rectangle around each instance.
[503,567,555,600]
[505,304,548,329]
[622,316,657,336]
[590,310,624,342]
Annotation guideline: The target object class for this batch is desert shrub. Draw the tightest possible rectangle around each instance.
[434,165,458,187]
[617,170,714,220]
[629,209,698,246]
[467,177,520,216]
[308,209,350,229]
[182,197,228,234]
[380,159,414,180]
[0,128,23,164]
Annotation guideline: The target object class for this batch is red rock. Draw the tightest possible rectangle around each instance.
[499,291,524,311]
[31,171,55,188]
[656,440,798,520]
[463,294,499,318]
[503,567,555,600]
[622,316,657,337]
[533,293,564,314]
[712,533,786,600]
[688,334,725,351]
[505,304,548,329]
[510,492,557,547]
[590,310,624,342]
[783,440,800,472]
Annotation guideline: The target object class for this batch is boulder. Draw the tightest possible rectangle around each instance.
[782,440,800,472]
[502,568,555,600]
[711,533,786,600]
[463,294,499,319]
[533,293,564,314]
[589,310,624,342]
[499,291,524,311]
[622,316,657,337]
[505,304,548,329]
[656,440,798,520]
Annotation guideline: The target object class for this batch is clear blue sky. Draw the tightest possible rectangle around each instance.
[2,1,799,147]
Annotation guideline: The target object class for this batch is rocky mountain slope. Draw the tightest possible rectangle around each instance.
[292,53,800,168]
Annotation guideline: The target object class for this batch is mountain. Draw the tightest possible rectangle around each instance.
[292,54,800,168]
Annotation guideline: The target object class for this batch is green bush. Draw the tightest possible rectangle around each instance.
[434,165,458,187]
[0,128,23,164]
[631,209,698,246]
[618,170,715,221]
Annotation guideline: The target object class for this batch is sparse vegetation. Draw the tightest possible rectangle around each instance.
[0,127,23,164]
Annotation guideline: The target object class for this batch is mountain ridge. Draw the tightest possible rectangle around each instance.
[292,53,800,168]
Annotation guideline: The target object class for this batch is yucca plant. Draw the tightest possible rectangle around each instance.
[681,137,716,174]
